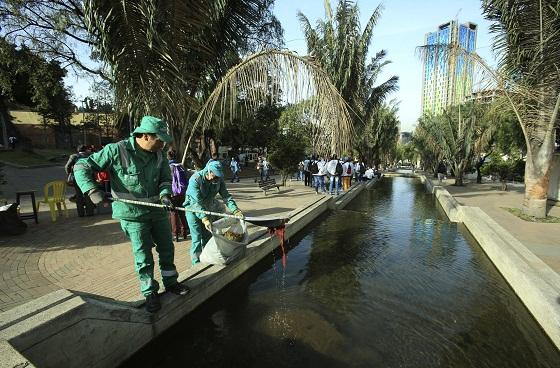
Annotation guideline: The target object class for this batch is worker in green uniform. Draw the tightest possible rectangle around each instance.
[74,116,190,313]
[184,160,243,264]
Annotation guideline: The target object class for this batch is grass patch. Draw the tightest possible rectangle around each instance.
[0,148,72,166]
[502,207,560,223]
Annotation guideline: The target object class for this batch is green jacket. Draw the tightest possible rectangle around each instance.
[184,166,238,220]
[74,137,172,221]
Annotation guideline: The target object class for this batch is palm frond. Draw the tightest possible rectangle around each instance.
[184,50,354,162]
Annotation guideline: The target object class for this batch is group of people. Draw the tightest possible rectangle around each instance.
[72,116,243,313]
[298,156,378,195]
[256,156,272,181]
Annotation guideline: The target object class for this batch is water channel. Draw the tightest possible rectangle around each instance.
[122,177,560,367]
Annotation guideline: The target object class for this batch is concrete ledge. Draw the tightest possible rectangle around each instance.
[0,184,368,367]
[422,176,560,350]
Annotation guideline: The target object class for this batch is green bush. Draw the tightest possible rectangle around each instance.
[481,153,523,190]
[268,132,306,186]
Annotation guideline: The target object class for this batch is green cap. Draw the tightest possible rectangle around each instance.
[132,116,172,143]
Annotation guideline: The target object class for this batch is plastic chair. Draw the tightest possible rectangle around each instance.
[37,180,68,222]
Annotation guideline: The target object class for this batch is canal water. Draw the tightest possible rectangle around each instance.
[122,177,560,367]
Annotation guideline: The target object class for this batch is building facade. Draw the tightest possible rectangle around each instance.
[421,21,477,115]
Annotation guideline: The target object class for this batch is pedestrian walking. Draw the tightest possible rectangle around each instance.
[256,157,264,182]
[230,157,241,183]
[184,160,243,265]
[74,116,190,313]
[262,157,271,180]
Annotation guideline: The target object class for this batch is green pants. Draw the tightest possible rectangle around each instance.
[186,200,225,265]
[120,217,178,296]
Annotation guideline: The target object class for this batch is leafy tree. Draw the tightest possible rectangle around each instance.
[0,40,74,148]
[268,131,306,186]
[219,104,283,152]
[481,153,523,191]
[0,0,105,78]
[278,104,313,150]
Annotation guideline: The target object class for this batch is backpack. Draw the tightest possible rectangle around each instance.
[310,161,319,174]
[346,164,352,175]
[335,162,343,175]
[171,163,188,195]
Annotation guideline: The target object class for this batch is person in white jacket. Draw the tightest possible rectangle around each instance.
[313,157,328,194]
[326,155,341,195]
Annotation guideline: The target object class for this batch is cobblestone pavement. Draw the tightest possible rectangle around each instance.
[0,175,319,312]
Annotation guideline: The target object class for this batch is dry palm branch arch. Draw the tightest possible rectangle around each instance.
[181,49,354,165]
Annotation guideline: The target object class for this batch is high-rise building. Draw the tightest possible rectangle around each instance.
[421,21,477,115]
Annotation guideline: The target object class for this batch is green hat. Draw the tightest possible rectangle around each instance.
[132,116,172,143]
[205,160,224,177]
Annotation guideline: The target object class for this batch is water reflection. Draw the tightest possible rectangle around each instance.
[122,177,560,368]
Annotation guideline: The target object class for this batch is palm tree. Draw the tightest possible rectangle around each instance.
[419,0,560,217]
[83,1,353,165]
[482,0,560,218]
[83,0,284,157]
[415,103,481,186]
[362,101,400,167]
[298,1,399,142]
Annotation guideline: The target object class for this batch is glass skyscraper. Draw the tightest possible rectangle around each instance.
[421,21,477,115]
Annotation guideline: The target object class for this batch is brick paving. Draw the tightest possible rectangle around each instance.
[0,172,319,312]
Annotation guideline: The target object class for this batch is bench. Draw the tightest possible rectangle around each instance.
[257,178,280,195]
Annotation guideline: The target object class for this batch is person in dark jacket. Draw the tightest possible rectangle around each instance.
[65,145,94,217]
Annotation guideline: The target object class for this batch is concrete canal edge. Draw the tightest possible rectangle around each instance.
[0,179,377,368]
[420,175,560,351]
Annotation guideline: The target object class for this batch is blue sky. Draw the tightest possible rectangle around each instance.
[274,0,497,131]
[67,0,497,132]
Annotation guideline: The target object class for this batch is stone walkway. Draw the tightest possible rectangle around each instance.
[0,175,319,312]
[444,180,560,272]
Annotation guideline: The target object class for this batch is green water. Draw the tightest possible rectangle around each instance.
[122,177,560,367]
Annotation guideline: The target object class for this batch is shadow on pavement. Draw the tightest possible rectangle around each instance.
[0,212,126,251]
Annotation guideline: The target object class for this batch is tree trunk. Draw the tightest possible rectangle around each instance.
[523,145,552,218]
[453,163,464,186]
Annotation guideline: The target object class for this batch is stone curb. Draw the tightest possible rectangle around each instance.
[420,174,560,350]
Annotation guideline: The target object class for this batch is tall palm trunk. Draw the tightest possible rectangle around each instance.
[523,136,554,217]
